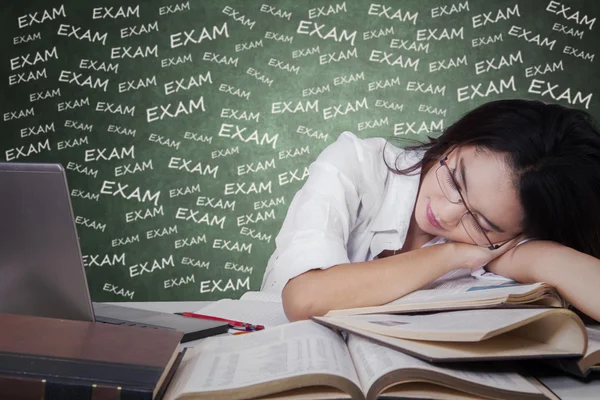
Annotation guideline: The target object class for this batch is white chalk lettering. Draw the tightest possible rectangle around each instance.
[507,26,556,50]
[75,216,106,232]
[260,4,292,20]
[58,70,108,91]
[86,147,136,164]
[159,1,190,15]
[114,160,153,177]
[323,97,368,120]
[473,4,520,28]
[66,162,98,178]
[296,20,356,46]
[3,107,34,121]
[10,47,58,70]
[58,97,89,112]
[278,167,309,186]
[5,139,49,161]
[222,6,255,29]
[224,180,272,195]
[170,23,229,48]
[168,157,218,178]
[146,98,205,122]
[169,184,201,198]
[457,76,516,102]
[528,79,592,109]
[175,208,226,229]
[546,0,595,30]
[100,180,160,206]
[368,3,418,24]
[102,283,134,299]
[92,6,140,19]
[18,5,66,29]
[95,101,135,116]
[20,122,55,138]
[57,24,107,45]
[164,71,212,95]
[308,2,347,19]
[29,88,60,102]
[218,123,278,148]
[79,58,119,74]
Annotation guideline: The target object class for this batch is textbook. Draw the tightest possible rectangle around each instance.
[0,312,184,400]
[313,308,587,362]
[326,270,565,317]
[163,320,554,400]
[547,325,600,378]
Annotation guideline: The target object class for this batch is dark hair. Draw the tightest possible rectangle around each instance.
[388,99,600,258]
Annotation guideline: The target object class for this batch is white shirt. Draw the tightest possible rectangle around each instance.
[261,131,423,293]
[260,132,511,294]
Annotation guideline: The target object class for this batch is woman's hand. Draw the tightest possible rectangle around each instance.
[450,235,528,271]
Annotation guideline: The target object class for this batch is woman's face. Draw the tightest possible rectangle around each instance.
[414,145,524,245]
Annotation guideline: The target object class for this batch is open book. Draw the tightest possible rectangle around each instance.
[163,320,555,400]
[326,271,565,317]
[312,308,587,362]
[547,325,600,378]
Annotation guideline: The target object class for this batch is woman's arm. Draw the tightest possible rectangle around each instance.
[487,240,600,322]
[284,242,471,321]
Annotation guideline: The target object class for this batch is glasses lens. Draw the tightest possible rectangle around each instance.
[461,213,490,247]
[436,166,462,203]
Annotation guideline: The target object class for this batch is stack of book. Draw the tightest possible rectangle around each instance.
[0,313,185,399]
[162,271,599,400]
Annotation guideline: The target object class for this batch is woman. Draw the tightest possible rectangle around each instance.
[261,99,600,322]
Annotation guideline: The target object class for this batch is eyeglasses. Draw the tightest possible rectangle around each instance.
[435,154,513,250]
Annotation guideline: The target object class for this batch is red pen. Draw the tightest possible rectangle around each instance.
[182,312,265,331]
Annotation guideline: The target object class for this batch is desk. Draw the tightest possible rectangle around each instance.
[106,302,600,400]
[532,373,600,400]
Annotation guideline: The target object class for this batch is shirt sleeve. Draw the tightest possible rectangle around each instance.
[261,131,388,294]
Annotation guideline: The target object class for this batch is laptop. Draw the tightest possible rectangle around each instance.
[0,162,229,342]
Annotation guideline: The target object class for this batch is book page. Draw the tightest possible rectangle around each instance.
[328,273,555,317]
[240,291,282,303]
[196,299,289,328]
[345,334,542,396]
[586,326,600,356]
[170,320,362,398]
[328,308,555,341]
[395,278,543,305]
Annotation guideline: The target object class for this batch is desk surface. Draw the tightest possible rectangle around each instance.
[104,301,600,400]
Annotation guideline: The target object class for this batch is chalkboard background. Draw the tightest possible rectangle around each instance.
[0,0,598,301]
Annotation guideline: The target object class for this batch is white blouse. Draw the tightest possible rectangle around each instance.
[260,132,510,294]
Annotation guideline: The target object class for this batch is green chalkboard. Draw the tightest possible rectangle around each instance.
[0,0,598,300]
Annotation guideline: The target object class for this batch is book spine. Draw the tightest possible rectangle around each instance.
[0,350,160,399]
[0,374,153,400]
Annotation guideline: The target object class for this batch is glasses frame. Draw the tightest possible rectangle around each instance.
[437,154,514,251]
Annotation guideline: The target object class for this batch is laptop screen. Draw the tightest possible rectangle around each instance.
[0,162,95,321]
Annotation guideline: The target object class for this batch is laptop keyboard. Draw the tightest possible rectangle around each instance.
[95,315,168,330]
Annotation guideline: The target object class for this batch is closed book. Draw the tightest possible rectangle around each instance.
[0,312,184,400]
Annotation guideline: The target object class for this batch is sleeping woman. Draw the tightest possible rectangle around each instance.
[261,99,600,323]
